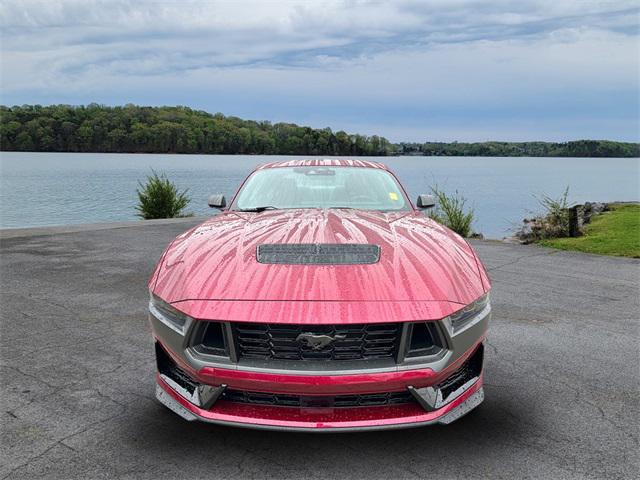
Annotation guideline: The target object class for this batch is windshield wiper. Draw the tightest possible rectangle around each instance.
[237,206,278,212]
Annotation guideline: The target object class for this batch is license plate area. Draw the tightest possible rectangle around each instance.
[300,395,335,413]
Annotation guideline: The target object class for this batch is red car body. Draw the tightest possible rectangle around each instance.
[149,159,491,431]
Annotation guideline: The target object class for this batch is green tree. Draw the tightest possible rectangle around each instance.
[1,104,637,157]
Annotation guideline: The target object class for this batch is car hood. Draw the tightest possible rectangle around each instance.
[151,209,488,321]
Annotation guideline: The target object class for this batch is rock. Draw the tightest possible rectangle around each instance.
[507,201,611,244]
[502,235,524,244]
[581,202,608,224]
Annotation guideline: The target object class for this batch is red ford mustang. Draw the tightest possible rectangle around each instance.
[149,159,491,431]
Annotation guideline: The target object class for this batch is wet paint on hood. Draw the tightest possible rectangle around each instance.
[151,209,488,323]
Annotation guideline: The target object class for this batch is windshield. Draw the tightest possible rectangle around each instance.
[233,166,410,211]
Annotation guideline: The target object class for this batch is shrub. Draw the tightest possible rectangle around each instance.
[534,186,570,237]
[429,186,475,237]
[136,170,191,219]
[514,186,571,242]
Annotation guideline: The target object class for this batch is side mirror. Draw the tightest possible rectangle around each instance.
[416,194,436,209]
[208,194,226,209]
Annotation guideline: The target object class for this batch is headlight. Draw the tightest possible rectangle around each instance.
[149,294,191,335]
[442,293,490,336]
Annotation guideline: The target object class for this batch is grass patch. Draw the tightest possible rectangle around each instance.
[540,204,640,258]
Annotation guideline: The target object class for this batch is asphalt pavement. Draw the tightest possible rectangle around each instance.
[1,219,638,479]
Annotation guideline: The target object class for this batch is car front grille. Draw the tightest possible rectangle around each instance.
[221,389,416,408]
[231,322,402,361]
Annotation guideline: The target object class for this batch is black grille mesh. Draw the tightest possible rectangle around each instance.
[232,322,402,361]
[437,344,484,398]
[221,389,415,408]
[156,343,197,394]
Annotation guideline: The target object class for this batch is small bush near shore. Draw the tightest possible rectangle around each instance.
[136,170,191,219]
[429,187,475,237]
[534,186,571,238]
[540,204,639,258]
[515,186,571,242]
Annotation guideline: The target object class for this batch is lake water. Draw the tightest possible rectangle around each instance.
[1,152,638,238]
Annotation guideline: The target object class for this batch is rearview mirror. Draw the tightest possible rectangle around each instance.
[416,194,436,209]
[208,194,226,209]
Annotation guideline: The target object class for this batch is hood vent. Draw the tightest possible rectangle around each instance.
[257,243,380,265]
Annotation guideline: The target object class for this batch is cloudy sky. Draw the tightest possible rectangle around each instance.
[1,0,638,142]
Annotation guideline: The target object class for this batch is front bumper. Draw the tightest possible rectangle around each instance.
[149,301,490,431]
[155,373,484,432]
[153,339,485,431]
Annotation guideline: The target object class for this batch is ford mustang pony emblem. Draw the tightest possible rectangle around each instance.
[296,332,346,350]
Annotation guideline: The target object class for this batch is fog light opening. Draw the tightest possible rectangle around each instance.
[408,343,484,412]
[155,342,226,409]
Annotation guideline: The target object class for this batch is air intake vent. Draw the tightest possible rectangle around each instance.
[257,243,380,265]
[221,389,416,408]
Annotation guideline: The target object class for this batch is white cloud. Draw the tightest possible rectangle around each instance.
[0,0,638,141]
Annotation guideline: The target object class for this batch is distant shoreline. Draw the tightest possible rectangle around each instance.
[2,104,639,158]
[2,151,639,159]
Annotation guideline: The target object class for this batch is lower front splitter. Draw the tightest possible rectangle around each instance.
[155,374,484,432]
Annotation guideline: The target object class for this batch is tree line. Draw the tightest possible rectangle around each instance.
[0,104,391,156]
[395,140,639,158]
[1,104,638,157]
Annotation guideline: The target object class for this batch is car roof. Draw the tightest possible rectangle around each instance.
[255,159,390,171]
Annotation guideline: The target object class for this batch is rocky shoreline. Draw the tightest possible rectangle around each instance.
[505,201,637,244]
